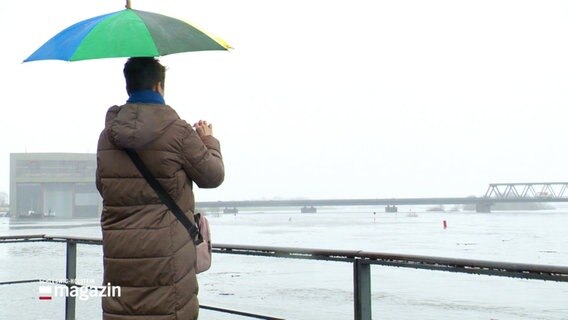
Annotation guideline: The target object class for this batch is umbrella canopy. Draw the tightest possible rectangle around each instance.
[24,7,230,62]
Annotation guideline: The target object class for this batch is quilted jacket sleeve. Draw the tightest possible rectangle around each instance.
[181,126,225,188]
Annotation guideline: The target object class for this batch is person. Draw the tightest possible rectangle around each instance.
[96,57,224,320]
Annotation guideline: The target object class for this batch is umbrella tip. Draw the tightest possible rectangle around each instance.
[125,0,131,9]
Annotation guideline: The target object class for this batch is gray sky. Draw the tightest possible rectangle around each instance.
[1,0,567,201]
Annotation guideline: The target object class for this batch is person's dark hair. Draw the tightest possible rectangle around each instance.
[123,57,166,94]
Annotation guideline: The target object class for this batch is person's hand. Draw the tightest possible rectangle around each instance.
[193,120,214,138]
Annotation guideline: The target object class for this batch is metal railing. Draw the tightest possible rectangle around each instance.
[1,234,567,320]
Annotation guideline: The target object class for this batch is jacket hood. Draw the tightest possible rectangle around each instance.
[105,103,180,149]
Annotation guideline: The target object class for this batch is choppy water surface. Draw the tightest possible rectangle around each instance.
[0,207,567,319]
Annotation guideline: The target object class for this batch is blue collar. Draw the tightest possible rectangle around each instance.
[127,90,165,104]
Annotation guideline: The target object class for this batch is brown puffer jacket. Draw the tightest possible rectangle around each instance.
[96,103,224,320]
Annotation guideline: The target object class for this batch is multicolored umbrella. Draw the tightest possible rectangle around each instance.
[24,1,230,62]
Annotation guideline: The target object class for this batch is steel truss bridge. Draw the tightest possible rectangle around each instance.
[484,182,568,199]
[196,182,568,213]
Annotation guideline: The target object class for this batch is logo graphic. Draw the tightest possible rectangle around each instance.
[38,279,121,301]
[38,286,53,300]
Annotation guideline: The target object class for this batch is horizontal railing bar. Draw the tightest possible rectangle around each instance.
[200,305,285,320]
[0,278,97,288]
[45,236,103,245]
[369,260,568,282]
[0,235,98,245]
[214,244,360,262]
[0,279,41,285]
[217,248,357,264]
[212,243,568,274]
[355,251,568,275]
[0,239,54,244]
[212,243,568,282]
[0,234,47,240]
[1,235,567,282]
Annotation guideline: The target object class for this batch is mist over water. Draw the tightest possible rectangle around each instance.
[1,206,567,319]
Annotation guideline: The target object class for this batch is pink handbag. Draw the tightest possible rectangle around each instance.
[195,213,212,273]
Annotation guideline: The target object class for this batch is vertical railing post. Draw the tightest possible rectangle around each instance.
[65,240,77,320]
[353,259,372,320]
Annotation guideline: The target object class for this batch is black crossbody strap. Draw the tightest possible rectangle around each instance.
[125,148,201,243]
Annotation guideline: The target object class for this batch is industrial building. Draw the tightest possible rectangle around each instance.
[9,153,101,219]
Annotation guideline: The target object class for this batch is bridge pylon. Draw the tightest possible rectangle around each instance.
[301,206,317,213]
[385,205,398,213]
[475,202,492,213]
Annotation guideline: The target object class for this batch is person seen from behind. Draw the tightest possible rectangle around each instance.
[96,57,224,320]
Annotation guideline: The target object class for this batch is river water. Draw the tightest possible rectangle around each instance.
[0,206,567,320]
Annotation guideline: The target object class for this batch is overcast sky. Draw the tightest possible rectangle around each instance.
[1,0,567,201]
